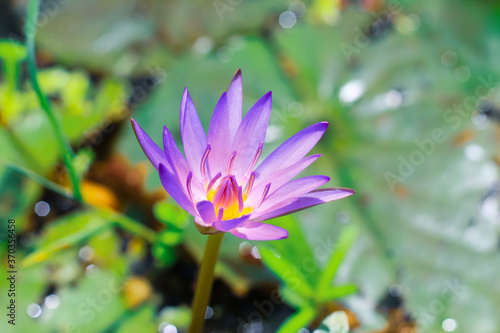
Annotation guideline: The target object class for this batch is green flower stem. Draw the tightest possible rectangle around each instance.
[99,210,158,244]
[26,0,83,202]
[189,233,225,333]
[1,161,72,196]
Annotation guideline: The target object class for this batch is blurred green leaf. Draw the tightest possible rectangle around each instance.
[316,225,358,299]
[152,242,177,266]
[154,200,189,232]
[277,306,316,333]
[158,229,184,246]
[116,306,157,333]
[266,215,320,285]
[260,246,315,300]
[22,211,111,267]
[280,286,309,310]
[316,284,358,303]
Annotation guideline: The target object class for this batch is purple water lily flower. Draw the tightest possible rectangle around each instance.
[131,70,354,241]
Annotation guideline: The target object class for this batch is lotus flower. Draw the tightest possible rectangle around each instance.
[131,70,354,241]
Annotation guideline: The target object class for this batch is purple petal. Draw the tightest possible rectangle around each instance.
[159,164,197,216]
[180,88,207,180]
[163,126,206,201]
[131,118,168,170]
[230,92,272,179]
[227,69,242,140]
[163,126,191,179]
[251,188,355,222]
[196,201,217,226]
[254,122,328,185]
[246,154,322,207]
[229,222,289,241]
[207,92,231,174]
[254,175,330,214]
[213,214,250,232]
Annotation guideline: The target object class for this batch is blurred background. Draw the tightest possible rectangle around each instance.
[1,0,500,332]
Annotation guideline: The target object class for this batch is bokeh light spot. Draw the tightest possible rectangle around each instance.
[44,294,60,309]
[204,306,214,319]
[279,11,297,29]
[85,264,100,277]
[385,89,404,108]
[79,246,95,261]
[192,36,213,54]
[339,80,364,104]
[465,144,484,161]
[27,303,42,318]
[441,50,458,67]
[239,242,252,256]
[442,318,458,332]
[389,284,403,297]
[162,324,177,333]
[251,246,261,259]
[35,201,50,217]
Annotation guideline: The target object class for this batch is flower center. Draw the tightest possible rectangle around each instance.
[207,175,253,220]
[199,144,270,220]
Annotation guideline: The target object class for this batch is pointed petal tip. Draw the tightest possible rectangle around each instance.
[258,91,272,105]
[315,187,356,197]
[162,126,174,144]
[232,69,242,79]
[330,187,356,199]
[344,187,356,196]
[338,187,355,194]
[130,118,139,132]
[269,228,289,240]
[228,70,242,89]
[181,87,190,106]
[309,121,328,132]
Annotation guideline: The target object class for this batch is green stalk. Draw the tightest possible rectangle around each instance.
[1,161,72,197]
[188,233,224,333]
[25,0,83,202]
[96,209,158,244]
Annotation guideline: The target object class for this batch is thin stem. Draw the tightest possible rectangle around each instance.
[1,161,72,197]
[25,0,83,202]
[97,209,158,244]
[188,233,225,333]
